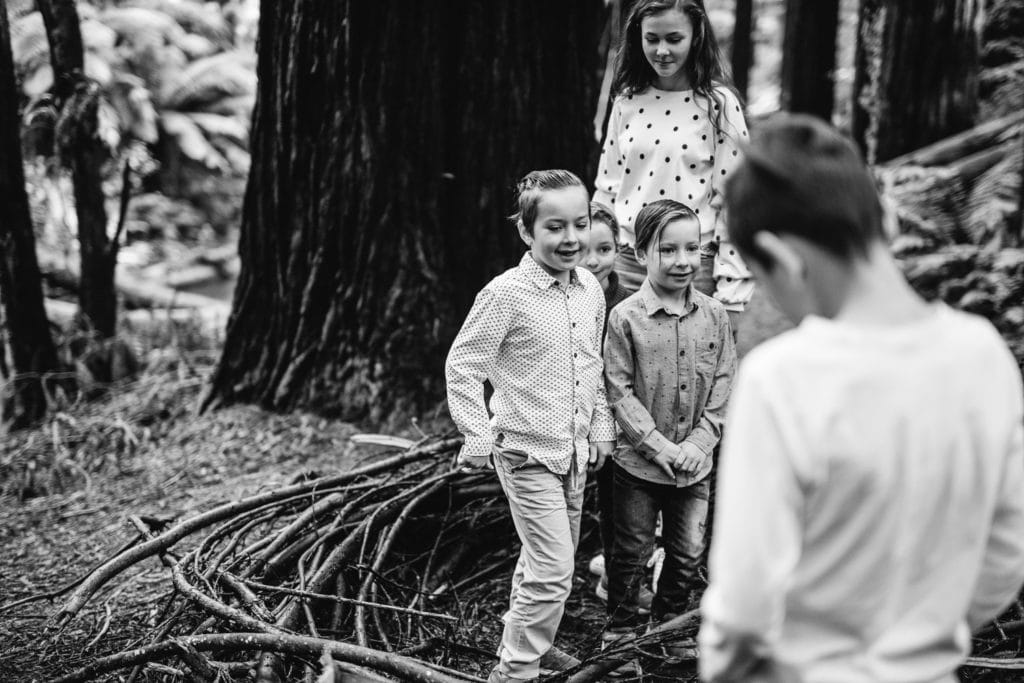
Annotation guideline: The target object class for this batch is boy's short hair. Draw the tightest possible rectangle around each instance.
[634,199,699,253]
[724,113,885,269]
[510,169,587,236]
[590,201,621,243]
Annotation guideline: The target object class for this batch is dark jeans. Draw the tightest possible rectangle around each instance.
[597,461,614,562]
[607,463,710,627]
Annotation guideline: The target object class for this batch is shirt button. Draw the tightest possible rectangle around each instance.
[679,350,685,356]
[572,322,576,327]
[576,380,580,386]
[680,384,687,391]
[573,353,578,358]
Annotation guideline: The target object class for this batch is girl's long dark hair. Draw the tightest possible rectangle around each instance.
[610,0,735,141]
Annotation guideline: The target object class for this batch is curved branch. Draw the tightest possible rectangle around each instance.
[51,438,461,626]
[51,632,466,683]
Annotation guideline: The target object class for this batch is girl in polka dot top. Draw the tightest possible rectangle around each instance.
[594,0,754,318]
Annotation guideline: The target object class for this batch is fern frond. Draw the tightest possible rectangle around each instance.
[21,64,53,98]
[203,94,255,118]
[178,33,218,60]
[21,93,58,158]
[7,0,36,21]
[10,12,49,77]
[208,136,250,174]
[158,50,256,110]
[124,0,233,48]
[98,6,185,49]
[160,111,228,171]
[187,112,248,146]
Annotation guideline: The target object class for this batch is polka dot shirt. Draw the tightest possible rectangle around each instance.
[593,85,754,311]
[445,253,617,475]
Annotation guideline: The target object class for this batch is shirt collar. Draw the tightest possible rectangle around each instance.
[519,252,584,290]
[638,278,697,317]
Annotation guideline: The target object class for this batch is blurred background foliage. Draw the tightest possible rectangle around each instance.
[7,0,256,272]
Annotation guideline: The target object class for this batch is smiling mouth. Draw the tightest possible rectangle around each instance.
[556,249,580,258]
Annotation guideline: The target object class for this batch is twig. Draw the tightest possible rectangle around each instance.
[52,439,461,626]
[562,609,700,683]
[51,632,467,683]
[85,602,113,649]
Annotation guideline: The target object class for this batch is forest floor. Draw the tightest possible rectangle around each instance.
[0,294,791,682]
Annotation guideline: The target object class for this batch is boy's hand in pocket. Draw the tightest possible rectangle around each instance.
[676,442,708,476]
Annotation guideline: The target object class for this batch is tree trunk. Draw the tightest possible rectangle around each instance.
[780,0,840,120]
[38,0,117,337]
[731,0,754,102]
[0,0,60,426]
[206,0,602,423]
[853,0,981,164]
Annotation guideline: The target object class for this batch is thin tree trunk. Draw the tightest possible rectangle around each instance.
[38,0,117,337]
[781,0,840,120]
[853,0,981,163]
[731,0,754,102]
[206,1,602,423]
[0,0,60,426]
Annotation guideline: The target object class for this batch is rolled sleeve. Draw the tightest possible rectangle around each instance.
[604,309,673,459]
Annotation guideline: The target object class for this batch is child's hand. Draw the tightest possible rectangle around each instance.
[652,448,679,479]
[589,441,615,470]
[676,442,707,476]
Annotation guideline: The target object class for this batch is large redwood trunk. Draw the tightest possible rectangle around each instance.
[206,0,602,423]
[853,0,982,163]
[731,0,754,101]
[0,0,60,426]
[780,0,840,120]
[38,0,116,337]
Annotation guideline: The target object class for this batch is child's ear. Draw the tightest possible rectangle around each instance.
[517,220,533,246]
[753,231,805,282]
[633,245,647,266]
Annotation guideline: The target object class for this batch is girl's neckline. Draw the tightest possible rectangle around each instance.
[647,85,695,95]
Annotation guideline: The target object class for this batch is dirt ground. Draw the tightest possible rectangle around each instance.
[0,297,791,683]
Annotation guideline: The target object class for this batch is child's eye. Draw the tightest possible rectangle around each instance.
[659,248,675,255]
[599,246,614,254]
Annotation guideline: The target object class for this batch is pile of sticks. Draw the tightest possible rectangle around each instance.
[16,432,1024,681]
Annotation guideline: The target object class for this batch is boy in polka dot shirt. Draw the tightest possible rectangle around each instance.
[446,170,616,683]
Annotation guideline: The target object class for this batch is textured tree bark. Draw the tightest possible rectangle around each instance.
[0,0,60,426]
[38,0,117,337]
[780,0,840,120]
[731,0,754,101]
[853,0,981,163]
[206,1,602,423]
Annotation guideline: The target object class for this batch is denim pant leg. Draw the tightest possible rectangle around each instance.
[493,452,581,680]
[608,464,660,628]
[652,477,711,620]
[596,461,615,564]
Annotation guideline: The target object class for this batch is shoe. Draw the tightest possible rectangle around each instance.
[600,628,643,679]
[588,553,605,577]
[538,646,580,675]
[595,574,653,616]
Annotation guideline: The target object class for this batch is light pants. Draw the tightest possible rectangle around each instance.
[490,448,585,681]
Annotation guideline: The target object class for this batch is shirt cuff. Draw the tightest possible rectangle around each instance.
[638,429,675,461]
[684,430,717,456]
[589,408,617,443]
[459,436,493,461]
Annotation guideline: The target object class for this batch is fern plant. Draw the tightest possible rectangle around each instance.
[8,0,257,248]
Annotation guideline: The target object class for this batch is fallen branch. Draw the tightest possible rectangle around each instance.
[51,439,460,627]
[51,632,466,683]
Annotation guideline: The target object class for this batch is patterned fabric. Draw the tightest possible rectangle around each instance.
[594,85,754,311]
[446,253,617,475]
[604,280,736,486]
